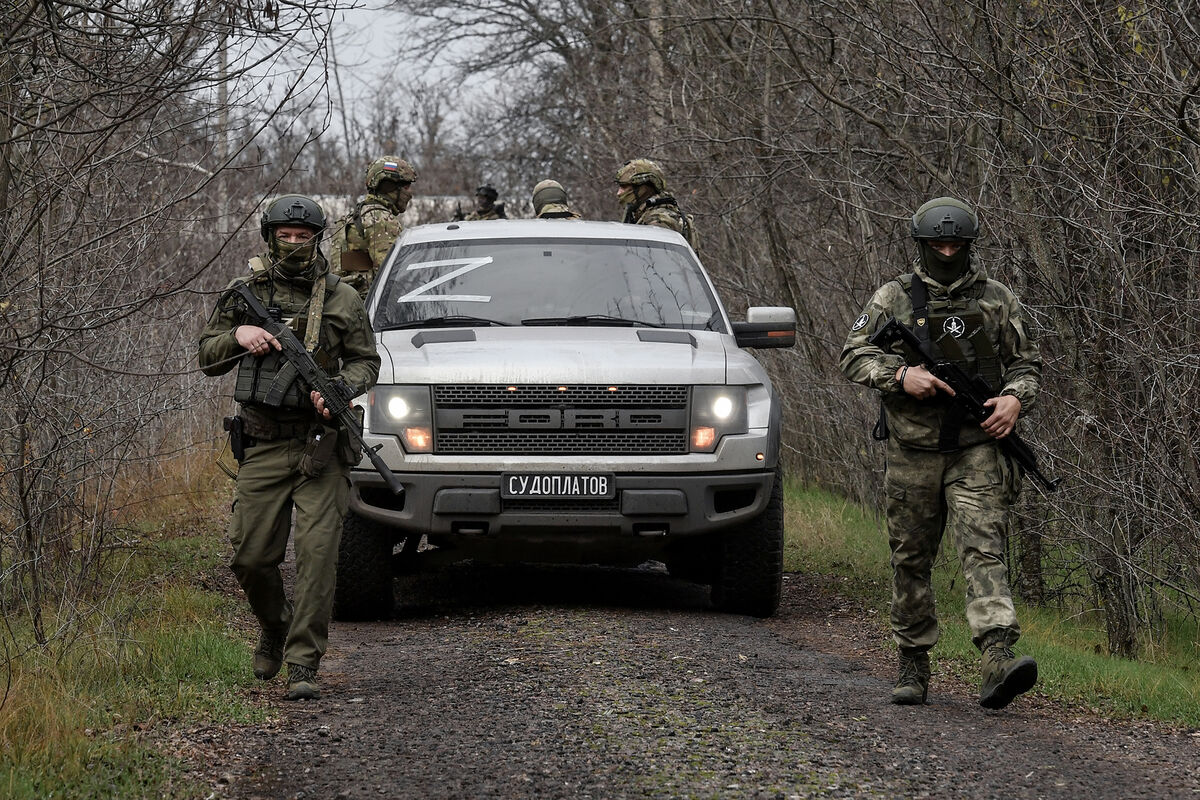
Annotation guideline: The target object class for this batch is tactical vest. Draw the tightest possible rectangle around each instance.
[330,200,384,274]
[233,274,340,411]
[628,194,700,251]
[902,273,1003,451]
[901,273,1002,389]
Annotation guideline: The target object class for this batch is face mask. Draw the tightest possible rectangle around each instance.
[616,185,638,205]
[919,242,970,285]
[269,237,318,278]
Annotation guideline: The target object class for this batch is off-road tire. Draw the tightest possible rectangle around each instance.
[333,512,394,621]
[709,470,784,617]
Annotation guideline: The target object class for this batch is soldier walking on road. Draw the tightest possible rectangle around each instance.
[464,184,506,220]
[330,156,418,299]
[839,197,1041,710]
[199,194,381,701]
[532,179,582,219]
[615,158,699,250]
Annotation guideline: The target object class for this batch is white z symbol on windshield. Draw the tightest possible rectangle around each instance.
[398,257,494,303]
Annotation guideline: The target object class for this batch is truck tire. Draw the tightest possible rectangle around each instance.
[333,512,394,621]
[710,470,784,618]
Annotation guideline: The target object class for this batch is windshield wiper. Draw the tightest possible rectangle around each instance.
[382,315,512,330]
[521,314,664,328]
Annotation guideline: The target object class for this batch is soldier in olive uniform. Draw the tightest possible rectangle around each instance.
[532,179,582,219]
[199,195,380,701]
[330,156,418,299]
[464,184,506,220]
[840,197,1041,710]
[614,158,699,250]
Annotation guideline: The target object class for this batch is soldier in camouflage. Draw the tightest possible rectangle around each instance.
[329,156,418,299]
[532,179,582,219]
[199,194,380,701]
[615,158,699,250]
[464,184,506,220]
[840,197,1041,710]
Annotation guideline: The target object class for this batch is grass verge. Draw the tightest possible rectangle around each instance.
[782,479,1200,728]
[0,462,263,800]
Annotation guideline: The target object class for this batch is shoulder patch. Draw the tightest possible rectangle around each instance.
[851,312,870,332]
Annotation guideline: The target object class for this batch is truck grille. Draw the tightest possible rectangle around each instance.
[433,384,690,455]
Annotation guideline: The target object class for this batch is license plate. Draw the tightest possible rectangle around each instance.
[501,473,615,499]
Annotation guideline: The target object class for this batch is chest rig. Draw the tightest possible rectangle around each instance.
[905,273,1003,450]
[233,273,339,411]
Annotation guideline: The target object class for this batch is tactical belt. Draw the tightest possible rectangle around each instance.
[239,405,312,441]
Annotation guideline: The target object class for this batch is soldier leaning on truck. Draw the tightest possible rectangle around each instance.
[199,194,380,701]
[839,196,1042,710]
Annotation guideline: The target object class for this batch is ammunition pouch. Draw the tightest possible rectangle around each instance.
[339,249,373,273]
[299,426,339,478]
[338,406,366,466]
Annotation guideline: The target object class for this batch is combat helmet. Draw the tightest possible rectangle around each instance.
[260,194,326,243]
[910,196,979,283]
[615,158,666,193]
[532,179,570,216]
[910,197,979,241]
[365,156,418,191]
[476,184,499,202]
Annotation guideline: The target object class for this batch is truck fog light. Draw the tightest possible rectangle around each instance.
[692,426,716,451]
[404,426,433,452]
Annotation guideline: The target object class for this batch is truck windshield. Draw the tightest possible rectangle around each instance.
[372,237,726,332]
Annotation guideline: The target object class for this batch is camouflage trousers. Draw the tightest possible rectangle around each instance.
[229,436,349,670]
[884,439,1020,651]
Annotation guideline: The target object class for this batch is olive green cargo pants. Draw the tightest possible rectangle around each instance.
[230,436,349,670]
[884,439,1020,651]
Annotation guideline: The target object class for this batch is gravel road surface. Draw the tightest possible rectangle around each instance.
[178,565,1200,799]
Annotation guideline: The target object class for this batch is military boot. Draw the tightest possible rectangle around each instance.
[979,630,1037,710]
[891,647,931,705]
[285,663,320,701]
[252,627,286,680]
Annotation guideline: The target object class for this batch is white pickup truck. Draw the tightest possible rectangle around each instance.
[335,219,795,619]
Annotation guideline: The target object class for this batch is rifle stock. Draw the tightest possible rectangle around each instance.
[228,282,405,497]
[868,316,1061,493]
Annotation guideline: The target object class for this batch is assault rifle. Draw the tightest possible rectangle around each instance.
[227,282,405,498]
[869,316,1061,493]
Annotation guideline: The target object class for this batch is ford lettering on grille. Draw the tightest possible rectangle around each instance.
[501,473,616,499]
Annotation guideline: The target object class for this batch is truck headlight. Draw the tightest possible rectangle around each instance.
[370,386,433,453]
[690,386,748,452]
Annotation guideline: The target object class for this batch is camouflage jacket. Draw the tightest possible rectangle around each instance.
[624,191,699,249]
[329,193,403,298]
[198,254,380,424]
[839,259,1041,451]
[464,206,506,221]
[537,205,582,219]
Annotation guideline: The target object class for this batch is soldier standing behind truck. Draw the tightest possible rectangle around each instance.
[463,184,506,220]
[614,158,699,250]
[329,156,418,299]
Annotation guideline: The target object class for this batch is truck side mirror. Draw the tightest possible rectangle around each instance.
[732,307,796,349]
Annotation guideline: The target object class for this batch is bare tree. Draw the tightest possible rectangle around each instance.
[0,0,339,664]
[400,0,1200,656]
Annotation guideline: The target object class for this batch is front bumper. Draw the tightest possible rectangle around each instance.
[348,469,775,539]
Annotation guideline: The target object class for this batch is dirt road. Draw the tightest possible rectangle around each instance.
[184,566,1200,799]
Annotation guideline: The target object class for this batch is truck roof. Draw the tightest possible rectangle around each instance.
[397,219,689,246]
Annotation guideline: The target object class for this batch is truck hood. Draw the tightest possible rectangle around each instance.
[376,327,728,384]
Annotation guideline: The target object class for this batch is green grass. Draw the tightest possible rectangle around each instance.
[783,479,1200,727]
[0,490,266,800]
